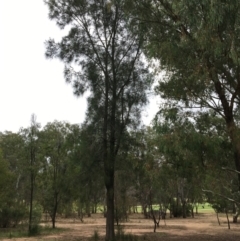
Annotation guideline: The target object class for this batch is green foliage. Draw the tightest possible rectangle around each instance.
[91,230,100,241]
[115,226,139,241]
[0,204,28,228]
[31,202,43,225]
[38,121,76,228]
[28,224,41,236]
[28,212,41,235]
[0,149,28,228]
[44,1,152,239]
[128,1,240,196]
[169,199,191,218]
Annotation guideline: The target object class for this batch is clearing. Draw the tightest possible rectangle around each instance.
[1,212,240,240]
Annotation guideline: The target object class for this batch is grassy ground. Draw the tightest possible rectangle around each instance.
[0,225,66,240]
[197,203,214,213]
[134,202,214,213]
[0,203,215,240]
[1,212,239,241]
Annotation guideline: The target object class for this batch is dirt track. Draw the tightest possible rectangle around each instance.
[1,212,240,240]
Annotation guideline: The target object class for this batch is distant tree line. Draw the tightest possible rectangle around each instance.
[0,109,238,233]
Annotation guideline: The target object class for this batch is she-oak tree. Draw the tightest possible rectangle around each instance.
[44,0,151,240]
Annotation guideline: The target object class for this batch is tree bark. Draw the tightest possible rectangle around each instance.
[225,209,230,229]
[105,179,115,241]
[216,212,221,226]
[28,171,34,233]
[51,193,58,229]
[182,201,187,219]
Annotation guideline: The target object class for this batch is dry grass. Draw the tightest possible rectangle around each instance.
[1,212,240,241]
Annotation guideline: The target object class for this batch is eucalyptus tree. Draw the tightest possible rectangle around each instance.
[0,148,28,228]
[20,114,41,234]
[39,121,73,228]
[68,123,105,218]
[153,108,236,218]
[44,0,151,239]
[127,127,164,231]
[0,131,26,196]
[0,132,29,228]
[127,1,240,192]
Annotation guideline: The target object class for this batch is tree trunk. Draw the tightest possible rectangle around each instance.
[52,216,56,229]
[225,209,230,229]
[233,148,240,191]
[28,172,34,234]
[195,204,198,214]
[182,201,187,219]
[51,193,58,229]
[105,183,115,241]
[233,204,239,223]
[142,204,148,218]
[86,202,91,217]
[216,212,221,226]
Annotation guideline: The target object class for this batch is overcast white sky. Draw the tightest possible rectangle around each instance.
[0,0,159,133]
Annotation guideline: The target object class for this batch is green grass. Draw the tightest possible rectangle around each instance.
[0,225,67,239]
[131,203,214,214]
[0,226,28,239]
[197,203,214,213]
[97,202,215,215]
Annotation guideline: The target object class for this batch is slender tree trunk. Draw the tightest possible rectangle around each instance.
[105,26,118,239]
[103,66,116,240]
[106,178,115,241]
[176,195,179,217]
[195,204,198,214]
[233,148,240,191]
[29,142,35,234]
[216,212,221,226]
[52,193,59,229]
[104,128,116,241]
[182,201,186,219]
[28,171,34,233]
[233,204,239,223]
[225,209,230,229]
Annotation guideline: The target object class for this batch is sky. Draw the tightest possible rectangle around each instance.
[0,0,160,133]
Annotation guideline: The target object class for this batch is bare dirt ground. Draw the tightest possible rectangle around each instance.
[1,212,240,241]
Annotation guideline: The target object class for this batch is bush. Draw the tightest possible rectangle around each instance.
[28,203,43,236]
[91,230,100,241]
[32,203,43,224]
[0,203,28,228]
[170,200,191,218]
[115,226,139,241]
[29,224,41,236]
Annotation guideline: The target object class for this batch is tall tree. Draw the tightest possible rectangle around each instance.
[20,114,41,234]
[128,0,240,199]
[44,0,151,239]
[69,124,105,218]
[39,121,72,228]
[0,131,29,226]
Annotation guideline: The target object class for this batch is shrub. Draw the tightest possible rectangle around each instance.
[0,203,28,228]
[115,226,139,241]
[91,230,100,241]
